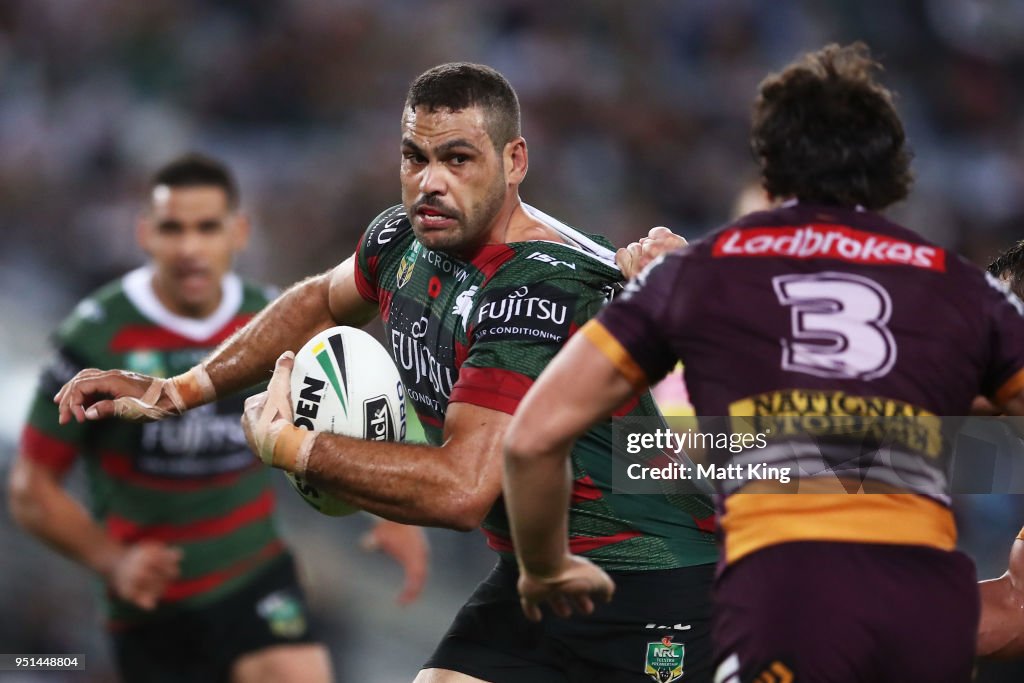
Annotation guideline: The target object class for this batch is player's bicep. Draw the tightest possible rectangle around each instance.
[328,256,378,327]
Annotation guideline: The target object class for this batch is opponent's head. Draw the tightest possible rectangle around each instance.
[751,42,912,211]
[988,240,1024,300]
[137,153,249,318]
[400,62,527,254]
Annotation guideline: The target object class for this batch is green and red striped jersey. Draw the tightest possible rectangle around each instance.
[355,205,716,571]
[21,266,289,626]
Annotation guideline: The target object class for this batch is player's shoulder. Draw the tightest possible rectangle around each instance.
[55,275,138,346]
[239,278,279,309]
[492,205,621,289]
[358,204,414,260]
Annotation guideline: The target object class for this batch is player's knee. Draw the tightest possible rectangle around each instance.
[413,668,493,683]
[231,643,332,683]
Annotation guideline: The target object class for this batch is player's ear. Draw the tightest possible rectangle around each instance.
[230,212,251,251]
[135,214,154,254]
[504,136,528,186]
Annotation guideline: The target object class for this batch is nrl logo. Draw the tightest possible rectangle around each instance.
[644,636,684,683]
[396,241,423,289]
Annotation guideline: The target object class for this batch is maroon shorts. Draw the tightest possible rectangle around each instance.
[712,541,978,683]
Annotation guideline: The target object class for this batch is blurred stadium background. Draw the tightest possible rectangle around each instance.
[2,0,1024,680]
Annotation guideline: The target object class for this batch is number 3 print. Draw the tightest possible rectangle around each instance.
[772,272,897,380]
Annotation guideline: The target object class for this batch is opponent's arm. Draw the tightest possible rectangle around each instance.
[979,536,1024,658]
[502,329,637,619]
[7,456,182,610]
[55,257,377,424]
[977,390,1024,656]
[242,353,507,531]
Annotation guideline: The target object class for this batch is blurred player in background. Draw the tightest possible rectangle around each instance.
[8,154,427,682]
[988,240,1024,299]
[979,528,1024,658]
[54,63,719,682]
[502,43,1024,682]
[976,241,1024,659]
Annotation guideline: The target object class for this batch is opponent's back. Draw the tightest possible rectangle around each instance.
[668,202,1023,418]
[597,201,1024,564]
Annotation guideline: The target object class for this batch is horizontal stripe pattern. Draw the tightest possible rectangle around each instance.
[20,425,78,475]
[106,489,275,544]
[483,528,644,555]
[108,314,254,352]
[721,490,956,565]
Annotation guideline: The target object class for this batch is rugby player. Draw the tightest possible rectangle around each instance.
[977,242,1024,658]
[53,64,718,682]
[502,43,1024,682]
[9,154,428,682]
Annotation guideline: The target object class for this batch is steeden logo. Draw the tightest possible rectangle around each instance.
[312,335,349,416]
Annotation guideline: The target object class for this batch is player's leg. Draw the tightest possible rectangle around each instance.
[231,643,332,683]
[413,668,493,682]
[111,611,212,683]
[210,557,328,681]
[553,562,716,683]
[712,542,873,683]
[422,559,568,683]
[712,542,976,683]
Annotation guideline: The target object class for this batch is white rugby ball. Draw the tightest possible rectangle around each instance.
[284,326,407,516]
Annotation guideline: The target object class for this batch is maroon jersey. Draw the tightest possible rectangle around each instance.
[588,202,1024,564]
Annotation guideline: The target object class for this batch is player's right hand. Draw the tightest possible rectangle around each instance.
[361,519,430,606]
[54,369,184,424]
[109,541,184,611]
[517,554,615,622]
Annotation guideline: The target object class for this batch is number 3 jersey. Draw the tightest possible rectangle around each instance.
[589,202,1024,565]
[20,267,288,626]
[354,204,717,572]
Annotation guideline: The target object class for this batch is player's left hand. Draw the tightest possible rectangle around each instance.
[517,554,615,622]
[616,227,687,279]
[242,352,296,466]
[361,519,430,605]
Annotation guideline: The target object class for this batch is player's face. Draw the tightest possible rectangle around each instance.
[137,185,249,318]
[400,105,510,255]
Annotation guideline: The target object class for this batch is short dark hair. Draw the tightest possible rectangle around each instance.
[988,240,1024,299]
[405,62,521,149]
[750,42,912,211]
[151,153,239,209]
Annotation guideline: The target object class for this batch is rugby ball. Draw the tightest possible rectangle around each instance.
[284,326,407,516]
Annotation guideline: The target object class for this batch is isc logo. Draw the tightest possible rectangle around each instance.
[527,252,576,269]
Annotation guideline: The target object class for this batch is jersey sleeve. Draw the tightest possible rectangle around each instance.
[450,271,607,415]
[20,318,94,476]
[353,205,408,303]
[979,272,1024,406]
[587,251,695,388]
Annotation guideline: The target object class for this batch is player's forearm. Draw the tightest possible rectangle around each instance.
[8,460,125,581]
[303,435,491,530]
[978,574,1024,658]
[204,273,339,398]
[504,442,573,576]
